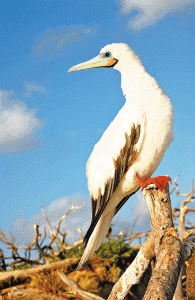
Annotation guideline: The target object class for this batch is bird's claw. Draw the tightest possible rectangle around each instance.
[135,174,171,191]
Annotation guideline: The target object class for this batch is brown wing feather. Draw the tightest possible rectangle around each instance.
[84,123,141,245]
[115,187,140,215]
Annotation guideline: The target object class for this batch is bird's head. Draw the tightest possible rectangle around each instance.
[68,43,141,73]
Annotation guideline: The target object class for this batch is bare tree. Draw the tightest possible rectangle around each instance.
[0,202,85,270]
[60,178,195,300]
[0,201,151,271]
[1,177,195,300]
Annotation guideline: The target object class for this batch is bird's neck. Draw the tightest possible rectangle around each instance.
[121,62,158,104]
[120,62,174,125]
[121,63,168,107]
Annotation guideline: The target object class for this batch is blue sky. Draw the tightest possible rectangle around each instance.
[0,0,194,248]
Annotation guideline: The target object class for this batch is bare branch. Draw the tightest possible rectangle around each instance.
[62,239,83,251]
[128,213,140,237]
[0,249,6,271]
[128,232,150,246]
[33,224,60,262]
[58,272,104,300]
[142,185,182,300]
[173,176,192,197]
[41,201,85,250]
[40,204,62,248]
[183,234,195,262]
[108,234,155,300]
[0,201,86,270]
[0,258,79,290]
[179,186,195,239]
[55,202,85,239]
[75,227,83,239]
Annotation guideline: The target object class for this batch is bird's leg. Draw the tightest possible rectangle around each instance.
[135,174,171,192]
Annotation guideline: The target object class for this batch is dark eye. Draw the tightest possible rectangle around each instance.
[104,51,111,57]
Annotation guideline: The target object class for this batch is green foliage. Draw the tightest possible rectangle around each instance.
[94,238,134,263]
[3,239,135,273]
[63,238,134,263]
[8,263,34,271]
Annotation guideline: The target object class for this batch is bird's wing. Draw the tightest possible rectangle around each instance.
[84,118,144,245]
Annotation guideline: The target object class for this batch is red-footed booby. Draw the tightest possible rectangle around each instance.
[68,43,174,270]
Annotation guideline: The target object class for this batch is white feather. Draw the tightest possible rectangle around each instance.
[77,43,174,268]
[77,210,115,270]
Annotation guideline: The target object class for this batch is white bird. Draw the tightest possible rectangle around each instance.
[68,43,174,270]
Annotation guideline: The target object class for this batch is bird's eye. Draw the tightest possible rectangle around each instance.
[104,52,111,58]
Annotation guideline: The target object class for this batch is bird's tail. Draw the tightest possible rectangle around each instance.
[77,209,115,270]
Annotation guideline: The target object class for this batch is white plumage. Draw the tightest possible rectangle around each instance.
[69,43,174,269]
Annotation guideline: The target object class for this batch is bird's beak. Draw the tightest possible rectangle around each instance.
[68,55,118,72]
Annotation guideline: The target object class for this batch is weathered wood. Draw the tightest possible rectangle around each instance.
[56,183,195,300]
[107,233,155,300]
[143,184,183,300]
[58,272,105,300]
[0,258,79,290]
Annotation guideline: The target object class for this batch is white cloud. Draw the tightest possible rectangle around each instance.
[120,0,194,30]
[8,191,151,248]
[38,194,90,238]
[33,26,98,58]
[0,89,44,152]
[24,82,47,98]
[32,192,150,244]
[11,193,90,245]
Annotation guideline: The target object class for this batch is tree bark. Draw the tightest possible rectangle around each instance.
[107,183,189,300]
[142,184,183,300]
[107,234,155,300]
[55,183,195,300]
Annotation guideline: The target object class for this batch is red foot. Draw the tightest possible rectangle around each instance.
[135,174,171,192]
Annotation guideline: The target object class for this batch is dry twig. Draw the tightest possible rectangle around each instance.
[0,201,85,270]
[58,272,104,300]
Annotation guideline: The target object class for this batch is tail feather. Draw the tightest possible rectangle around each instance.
[77,209,115,270]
